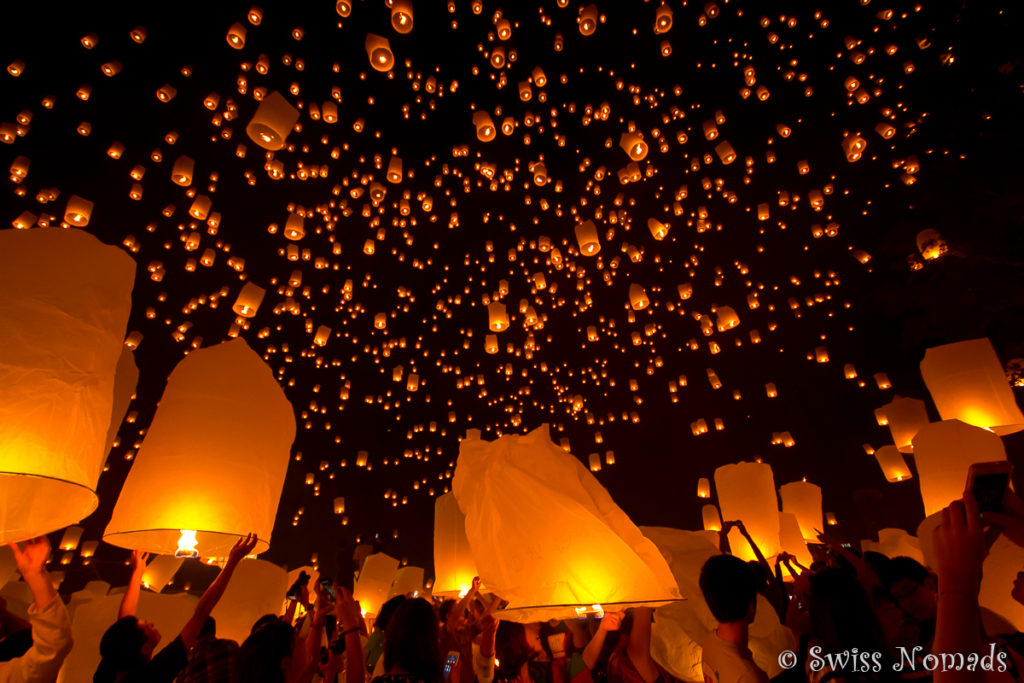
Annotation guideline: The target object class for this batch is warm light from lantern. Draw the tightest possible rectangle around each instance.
[366,33,395,72]
[175,530,199,559]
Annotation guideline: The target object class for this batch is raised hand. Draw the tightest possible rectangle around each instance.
[598,610,625,632]
[131,549,150,577]
[8,537,51,576]
[228,533,258,566]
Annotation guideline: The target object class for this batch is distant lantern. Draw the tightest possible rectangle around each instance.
[913,419,1006,517]
[531,66,547,87]
[715,306,740,331]
[874,372,892,390]
[588,453,602,472]
[779,481,822,543]
[715,462,782,561]
[484,334,498,354]
[64,195,93,227]
[140,556,183,592]
[284,213,305,240]
[472,111,496,142]
[386,156,403,183]
[654,4,673,33]
[842,133,866,162]
[628,284,650,311]
[874,446,913,483]
[648,218,669,240]
[233,282,266,318]
[488,302,509,332]
[916,229,947,260]
[171,156,194,186]
[696,478,710,498]
[881,397,929,452]
[226,22,247,49]
[575,220,600,255]
[391,0,413,33]
[336,0,352,16]
[59,526,85,551]
[920,338,1024,435]
[714,140,737,164]
[578,4,599,35]
[620,131,648,161]
[104,340,295,560]
[313,326,331,347]
[188,195,212,221]
[246,91,300,151]
[365,33,395,72]
[701,504,722,532]
[0,228,135,544]
[354,553,400,617]
[333,497,345,514]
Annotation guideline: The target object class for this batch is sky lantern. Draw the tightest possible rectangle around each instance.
[654,4,673,33]
[452,426,680,621]
[391,0,413,33]
[777,512,814,579]
[354,552,400,617]
[701,504,721,531]
[232,282,265,318]
[171,155,194,186]
[916,229,948,260]
[778,480,822,543]
[488,302,509,331]
[912,419,1006,516]
[620,130,648,161]
[873,445,913,483]
[575,219,600,255]
[245,91,300,151]
[432,491,479,598]
[920,338,1024,435]
[63,195,93,227]
[578,4,599,35]
[881,397,929,452]
[390,565,425,599]
[226,21,247,48]
[629,283,650,310]
[648,218,669,240]
[0,228,134,545]
[473,110,496,142]
[104,339,295,560]
[210,559,288,643]
[696,478,710,498]
[715,462,782,560]
[366,33,395,71]
[842,133,866,162]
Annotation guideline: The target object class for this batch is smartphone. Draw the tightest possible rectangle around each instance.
[967,461,1013,514]
[320,577,336,600]
[443,651,460,680]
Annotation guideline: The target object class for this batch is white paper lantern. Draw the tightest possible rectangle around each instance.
[210,558,288,643]
[104,339,295,560]
[920,338,1024,435]
[452,426,680,622]
[861,528,924,565]
[881,397,930,452]
[354,552,400,617]
[390,566,425,599]
[777,512,814,580]
[778,480,823,542]
[715,462,782,559]
[246,91,300,151]
[0,228,135,544]
[141,556,184,593]
[433,491,479,597]
[104,347,140,459]
[912,419,1006,517]
[874,445,913,483]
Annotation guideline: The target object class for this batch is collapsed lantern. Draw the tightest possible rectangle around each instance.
[0,228,135,544]
[104,339,295,560]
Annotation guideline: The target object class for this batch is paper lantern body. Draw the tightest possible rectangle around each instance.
[0,228,135,544]
[104,348,139,460]
[715,462,782,559]
[701,504,721,532]
[778,481,822,542]
[920,338,1024,435]
[140,556,183,592]
[861,528,924,565]
[433,491,479,597]
[246,91,300,151]
[452,426,680,621]
[104,339,295,559]
[979,536,1024,632]
[882,397,930,452]
[390,566,425,599]
[643,527,796,682]
[208,558,287,643]
[874,445,913,483]
[777,512,813,580]
[354,552,400,617]
[912,419,1006,517]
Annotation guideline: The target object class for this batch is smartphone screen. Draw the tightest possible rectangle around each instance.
[320,578,336,600]
[973,472,1010,513]
[443,652,460,679]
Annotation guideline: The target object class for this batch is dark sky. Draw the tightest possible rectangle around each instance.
[2,0,1023,593]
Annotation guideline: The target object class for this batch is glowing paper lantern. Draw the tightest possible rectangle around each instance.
[433,491,479,598]
[233,282,265,318]
[881,397,929,452]
[575,220,600,255]
[140,556,183,592]
[63,195,93,227]
[171,155,194,186]
[620,131,648,161]
[452,426,680,621]
[701,504,721,532]
[874,445,913,483]
[778,480,822,542]
[210,559,287,644]
[629,284,650,310]
[861,528,924,565]
[0,228,135,545]
[246,91,300,151]
[920,338,1024,435]
[696,478,710,499]
[912,419,1006,517]
[389,565,425,599]
[715,462,782,559]
[391,0,413,33]
[60,526,84,551]
[104,339,295,559]
[366,33,395,72]
[979,536,1024,632]
[354,553,400,617]
[777,512,814,580]
[473,110,496,142]
[488,302,509,332]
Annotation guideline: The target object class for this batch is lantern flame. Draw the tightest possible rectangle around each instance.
[175,529,199,559]
[574,604,605,618]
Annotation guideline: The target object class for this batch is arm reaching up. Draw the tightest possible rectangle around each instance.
[582,611,622,670]
[180,533,258,649]
[119,549,149,619]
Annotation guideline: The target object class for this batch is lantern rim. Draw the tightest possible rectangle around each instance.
[495,597,684,623]
[102,527,269,560]
[0,472,98,545]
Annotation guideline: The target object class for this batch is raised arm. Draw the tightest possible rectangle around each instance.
[582,611,622,670]
[119,549,149,619]
[180,533,258,649]
[334,585,366,683]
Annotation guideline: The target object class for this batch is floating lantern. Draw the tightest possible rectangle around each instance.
[575,220,600,255]
[233,282,265,318]
[715,306,740,331]
[226,22,247,48]
[715,462,782,560]
[701,504,722,531]
[473,110,496,142]
[881,397,929,452]
[916,229,947,260]
[578,4,599,35]
[779,480,822,542]
[0,228,134,545]
[284,213,305,240]
[391,0,413,33]
[654,4,673,33]
[620,131,648,161]
[920,338,1024,435]
[211,559,288,643]
[452,426,680,622]
[588,453,602,472]
[390,566,424,599]
[60,526,84,551]
[246,91,300,151]
[488,302,509,331]
[141,556,183,592]
[647,218,669,240]
[629,284,650,310]
[366,33,395,72]
[433,491,479,597]
[171,156,194,186]
[842,134,866,161]
[64,195,93,227]
[912,419,1006,516]
[714,140,736,164]
[104,339,295,559]
[696,478,710,498]
[874,445,913,483]
[354,552,400,617]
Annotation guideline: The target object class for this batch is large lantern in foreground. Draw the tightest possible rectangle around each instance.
[246,91,300,151]
[920,338,1024,435]
[452,426,680,622]
[354,552,400,618]
[104,339,295,560]
[432,491,479,598]
[778,480,822,543]
[715,462,782,560]
[0,228,135,544]
[912,419,1006,517]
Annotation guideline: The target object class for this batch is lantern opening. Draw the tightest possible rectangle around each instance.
[175,529,199,559]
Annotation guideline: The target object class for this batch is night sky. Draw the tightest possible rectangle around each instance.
[3,0,1023,593]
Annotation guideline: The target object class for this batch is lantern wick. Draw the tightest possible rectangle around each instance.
[175,529,200,559]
